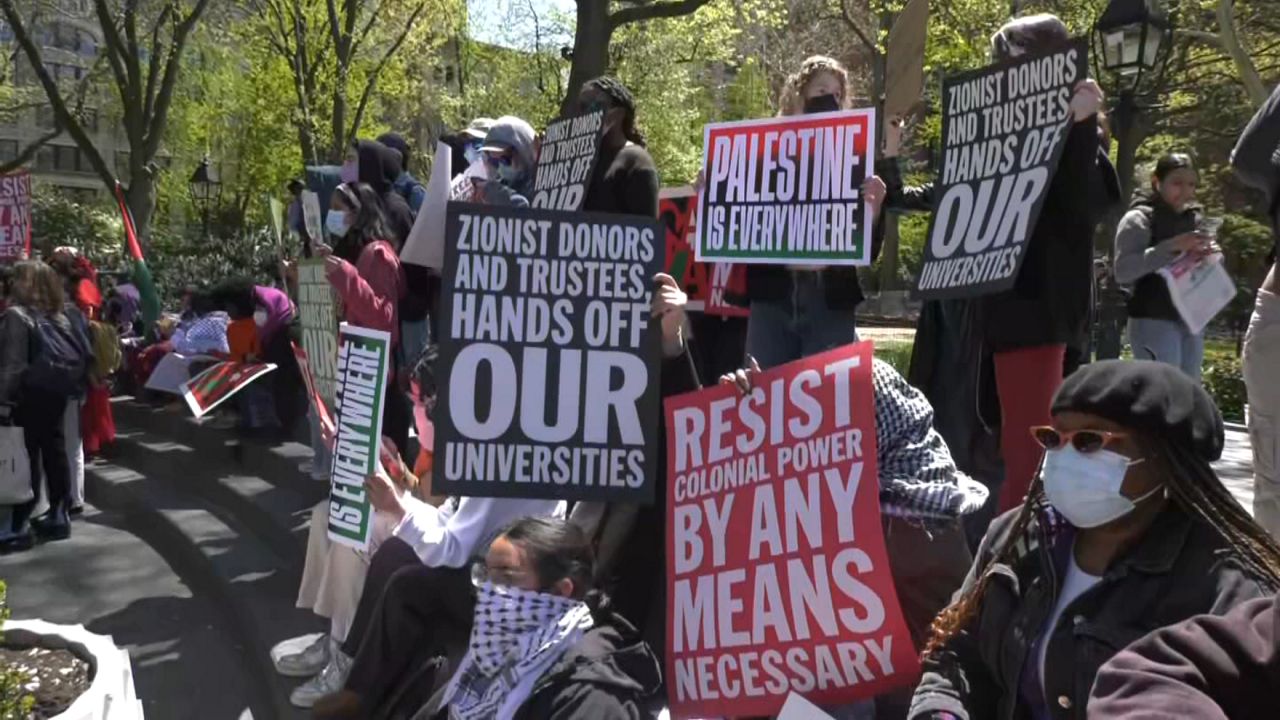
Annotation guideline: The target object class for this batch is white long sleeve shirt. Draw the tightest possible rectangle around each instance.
[392,496,565,568]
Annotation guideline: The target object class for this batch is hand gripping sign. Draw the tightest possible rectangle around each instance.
[665,342,919,717]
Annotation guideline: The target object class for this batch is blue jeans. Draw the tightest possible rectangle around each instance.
[1128,317,1204,381]
[745,272,859,370]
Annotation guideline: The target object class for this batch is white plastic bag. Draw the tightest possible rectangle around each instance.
[0,424,33,505]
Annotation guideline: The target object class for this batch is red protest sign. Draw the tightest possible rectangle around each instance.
[664,342,918,718]
[660,188,747,318]
[0,171,33,264]
[292,342,335,436]
[181,361,277,418]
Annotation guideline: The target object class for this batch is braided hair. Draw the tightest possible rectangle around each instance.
[923,435,1280,658]
[584,76,646,147]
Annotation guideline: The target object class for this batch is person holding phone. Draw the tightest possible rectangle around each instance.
[1114,153,1215,380]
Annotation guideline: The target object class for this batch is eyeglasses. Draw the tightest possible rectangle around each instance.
[470,561,529,588]
[483,151,514,167]
[1031,426,1129,454]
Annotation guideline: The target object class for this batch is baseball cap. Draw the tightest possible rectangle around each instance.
[462,118,496,140]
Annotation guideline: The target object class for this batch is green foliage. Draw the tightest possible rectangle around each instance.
[1203,348,1246,423]
[873,339,913,376]
[0,580,35,718]
[147,228,280,306]
[29,187,124,269]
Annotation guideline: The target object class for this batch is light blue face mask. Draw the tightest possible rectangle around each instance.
[496,164,525,187]
[1042,446,1159,528]
[325,209,350,238]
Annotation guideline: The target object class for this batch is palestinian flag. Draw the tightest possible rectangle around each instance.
[181,361,277,418]
[291,342,334,437]
[113,182,161,337]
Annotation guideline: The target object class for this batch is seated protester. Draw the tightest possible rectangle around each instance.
[476,116,537,207]
[909,360,1280,720]
[411,517,661,720]
[1089,592,1280,720]
[171,291,229,357]
[576,76,660,218]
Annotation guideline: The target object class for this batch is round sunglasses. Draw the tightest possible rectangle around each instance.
[1031,426,1128,454]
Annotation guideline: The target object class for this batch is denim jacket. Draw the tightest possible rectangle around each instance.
[910,502,1275,720]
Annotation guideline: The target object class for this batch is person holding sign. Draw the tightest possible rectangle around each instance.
[578,77,660,218]
[1114,153,1214,380]
[911,361,1280,720]
[738,56,888,369]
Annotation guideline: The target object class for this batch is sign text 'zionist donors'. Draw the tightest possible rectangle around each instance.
[530,109,603,212]
[697,110,876,266]
[664,342,918,718]
[327,324,392,550]
[917,38,1087,299]
[435,203,664,503]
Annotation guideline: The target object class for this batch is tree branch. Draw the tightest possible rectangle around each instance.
[607,0,714,31]
[0,128,60,175]
[346,1,427,146]
[143,0,214,159]
[837,0,879,56]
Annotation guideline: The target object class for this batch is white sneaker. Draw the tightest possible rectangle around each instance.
[273,633,329,678]
[290,645,353,708]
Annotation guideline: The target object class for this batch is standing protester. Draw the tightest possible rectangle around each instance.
[1114,153,1212,379]
[48,249,97,508]
[910,360,1280,720]
[736,56,887,369]
[345,139,416,247]
[0,261,91,551]
[1230,83,1280,542]
[578,77,660,217]
[477,116,538,207]
[376,131,436,382]
[376,133,427,216]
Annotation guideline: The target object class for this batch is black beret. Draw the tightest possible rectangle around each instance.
[1051,360,1224,461]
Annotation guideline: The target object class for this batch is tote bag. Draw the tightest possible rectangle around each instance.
[0,425,33,505]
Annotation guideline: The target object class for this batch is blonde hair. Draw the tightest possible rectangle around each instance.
[9,260,65,315]
[780,55,852,116]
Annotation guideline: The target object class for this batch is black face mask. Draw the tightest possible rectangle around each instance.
[803,94,840,114]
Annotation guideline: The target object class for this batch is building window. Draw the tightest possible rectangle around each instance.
[36,105,57,130]
[36,147,54,171]
[0,140,18,163]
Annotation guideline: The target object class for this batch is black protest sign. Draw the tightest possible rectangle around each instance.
[916,38,1087,299]
[435,203,665,502]
[531,110,604,212]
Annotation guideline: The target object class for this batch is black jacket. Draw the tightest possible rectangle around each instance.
[356,139,430,323]
[1089,592,1280,719]
[1232,83,1280,251]
[738,217,886,311]
[909,503,1276,720]
[1123,197,1199,322]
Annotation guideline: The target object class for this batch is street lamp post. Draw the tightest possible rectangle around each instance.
[1092,0,1171,360]
[188,156,221,236]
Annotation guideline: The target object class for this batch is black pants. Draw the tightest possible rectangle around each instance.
[382,375,411,464]
[342,539,475,717]
[13,389,71,531]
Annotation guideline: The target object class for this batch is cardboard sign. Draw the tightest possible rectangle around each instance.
[0,171,32,263]
[301,190,322,243]
[531,110,604,212]
[883,0,930,119]
[660,188,748,318]
[696,110,877,266]
[297,259,339,409]
[181,362,277,418]
[665,342,919,717]
[327,324,393,550]
[916,39,1087,299]
[401,141,452,269]
[433,203,664,502]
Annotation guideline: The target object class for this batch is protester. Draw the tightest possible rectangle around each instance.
[1230,83,1280,542]
[318,181,411,460]
[735,56,887,369]
[346,139,415,247]
[1114,152,1212,379]
[909,360,1280,720]
[477,116,538,207]
[171,290,230,356]
[405,517,661,720]
[1088,591,1280,719]
[375,132,426,216]
[577,76,660,217]
[0,261,91,551]
[47,249,97,504]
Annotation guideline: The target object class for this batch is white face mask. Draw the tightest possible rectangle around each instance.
[325,209,350,238]
[1042,446,1160,529]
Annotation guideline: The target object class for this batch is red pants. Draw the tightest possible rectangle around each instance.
[81,384,116,455]
[994,344,1065,512]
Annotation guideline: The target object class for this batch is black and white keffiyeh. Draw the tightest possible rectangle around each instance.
[443,582,594,720]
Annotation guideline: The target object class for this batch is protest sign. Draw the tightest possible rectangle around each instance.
[327,324,393,550]
[883,0,929,120]
[1159,253,1236,335]
[297,259,339,408]
[916,38,1087,299]
[401,141,452,269]
[451,160,486,202]
[0,171,32,263]
[301,190,322,243]
[181,362,277,418]
[293,342,335,436]
[660,188,747,318]
[531,110,604,212]
[665,342,918,718]
[433,203,664,502]
[696,110,876,266]
[145,352,220,395]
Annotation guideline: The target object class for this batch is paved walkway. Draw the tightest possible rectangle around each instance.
[1217,428,1256,513]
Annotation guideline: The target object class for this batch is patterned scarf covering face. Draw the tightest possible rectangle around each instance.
[444,582,594,720]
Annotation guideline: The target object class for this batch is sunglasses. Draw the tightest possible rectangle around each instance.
[483,151,514,167]
[1031,426,1128,454]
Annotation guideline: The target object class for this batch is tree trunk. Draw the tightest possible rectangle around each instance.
[561,0,612,115]
[1100,96,1151,262]
[125,173,157,250]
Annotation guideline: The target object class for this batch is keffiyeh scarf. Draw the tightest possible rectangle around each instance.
[443,582,594,720]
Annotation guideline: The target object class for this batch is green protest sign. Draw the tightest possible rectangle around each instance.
[327,324,392,550]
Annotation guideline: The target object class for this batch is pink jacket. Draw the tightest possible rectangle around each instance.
[326,240,404,347]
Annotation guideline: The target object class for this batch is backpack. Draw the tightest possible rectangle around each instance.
[25,309,91,397]
[88,320,122,382]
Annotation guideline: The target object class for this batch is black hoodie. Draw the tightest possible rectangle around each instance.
[356,139,430,323]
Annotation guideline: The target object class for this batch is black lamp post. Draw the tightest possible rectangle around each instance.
[188,155,221,236]
[1091,0,1171,360]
